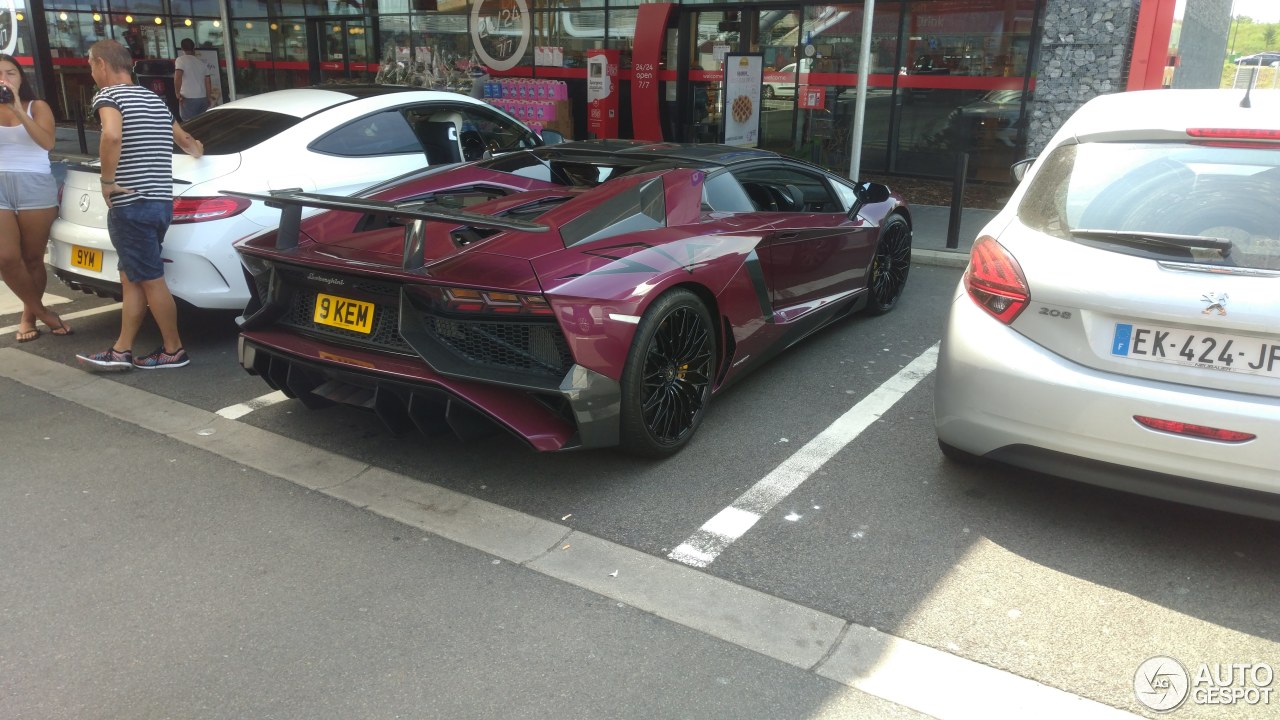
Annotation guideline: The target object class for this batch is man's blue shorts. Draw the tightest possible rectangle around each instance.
[108,199,172,283]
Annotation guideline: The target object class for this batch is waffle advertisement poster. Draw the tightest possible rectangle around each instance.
[723,54,762,148]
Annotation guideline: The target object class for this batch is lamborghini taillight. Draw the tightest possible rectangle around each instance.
[442,287,554,316]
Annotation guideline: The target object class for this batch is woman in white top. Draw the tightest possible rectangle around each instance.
[0,54,70,342]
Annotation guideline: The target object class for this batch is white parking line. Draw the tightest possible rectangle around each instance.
[0,302,122,335]
[217,390,290,419]
[669,343,939,568]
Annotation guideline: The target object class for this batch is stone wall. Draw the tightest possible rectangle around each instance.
[1025,0,1139,155]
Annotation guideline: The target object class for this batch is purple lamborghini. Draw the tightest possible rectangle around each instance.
[230,141,912,455]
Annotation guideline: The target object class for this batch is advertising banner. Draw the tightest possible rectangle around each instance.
[196,49,225,105]
[586,48,619,139]
[722,54,762,147]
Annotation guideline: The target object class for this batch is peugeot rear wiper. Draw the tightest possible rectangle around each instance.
[1069,228,1233,257]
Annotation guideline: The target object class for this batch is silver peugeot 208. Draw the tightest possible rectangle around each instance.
[934,88,1280,520]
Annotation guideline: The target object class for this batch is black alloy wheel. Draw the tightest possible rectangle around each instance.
[864,214,912,315]
[619,289,716,457]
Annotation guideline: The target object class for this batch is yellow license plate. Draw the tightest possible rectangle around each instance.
[313,292,375,334]
[71,245,103,272]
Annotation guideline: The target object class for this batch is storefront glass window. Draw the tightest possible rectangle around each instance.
[687,10,738,143]
[225,0,270,19]
[793,4,902,173]
[606,8,636,69]
[414,11,486,84]
[44,12,102,59]
[113,0,166,14]
[271,19,305,62]
[41,1,98,12]
[755,10,802,155]
[535,7,603,69]
[895,0,1035,179]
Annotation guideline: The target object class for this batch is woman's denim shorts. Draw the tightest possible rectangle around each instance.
[0,171,58,211]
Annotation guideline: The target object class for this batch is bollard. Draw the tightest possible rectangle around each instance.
[75,104,88,154]
[946,152,969,250]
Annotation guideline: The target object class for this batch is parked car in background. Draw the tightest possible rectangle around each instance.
[934,89,1280,520]
[231,141,912,455]
[1235,51,1280,66]
[763,59,813,99]
[49,85,554,310]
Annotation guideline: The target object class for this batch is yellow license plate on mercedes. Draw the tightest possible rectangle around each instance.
[71,245,103,272]
[313,293,375,334]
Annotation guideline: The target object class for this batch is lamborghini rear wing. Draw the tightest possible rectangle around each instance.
[222,189,551,271]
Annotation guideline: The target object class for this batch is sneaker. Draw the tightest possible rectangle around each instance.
[133,347,191,370]
[77,347,134,371]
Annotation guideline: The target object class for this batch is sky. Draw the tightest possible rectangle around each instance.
[1177,0,1280,23]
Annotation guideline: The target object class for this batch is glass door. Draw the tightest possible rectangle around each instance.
[682,9,801,148]
[309,18,373,85]
[686,10,741,143]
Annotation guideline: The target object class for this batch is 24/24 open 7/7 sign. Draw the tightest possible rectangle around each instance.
[470,0,531,72]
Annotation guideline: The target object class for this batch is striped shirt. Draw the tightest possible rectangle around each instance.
[92,83,174,206]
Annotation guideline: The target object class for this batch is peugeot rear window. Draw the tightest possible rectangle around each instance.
[178,109,302,154]
[1019,141,1280,271]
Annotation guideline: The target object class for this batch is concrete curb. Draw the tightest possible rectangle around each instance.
[914,248,970,269]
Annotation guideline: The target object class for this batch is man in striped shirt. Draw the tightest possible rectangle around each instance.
[77,39,205,372]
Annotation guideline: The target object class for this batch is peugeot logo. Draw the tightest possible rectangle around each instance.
[79,194,91,213]
[1201,291,1228,316]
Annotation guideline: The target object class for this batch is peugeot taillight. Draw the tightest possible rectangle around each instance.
[171,196,251,224]
[1186,128,1280,141]
[1134,416,1256,443]
[964,235,1029,324]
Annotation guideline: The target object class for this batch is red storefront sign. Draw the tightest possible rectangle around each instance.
[631,3,674,141]
[798,86,826,110]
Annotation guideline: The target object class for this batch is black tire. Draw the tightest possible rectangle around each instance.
[763,85,776,100]
[618,289,716,457]
[864,214,912,315]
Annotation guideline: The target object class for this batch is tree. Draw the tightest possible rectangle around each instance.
[1265,25,1277,49]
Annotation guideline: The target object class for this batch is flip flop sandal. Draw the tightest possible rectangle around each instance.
[16,328,41,343]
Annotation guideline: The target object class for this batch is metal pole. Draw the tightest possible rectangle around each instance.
[219,0,238,101]
[946,152,968,250]
[848,0,875,182]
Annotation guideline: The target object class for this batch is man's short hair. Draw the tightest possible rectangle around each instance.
[89,40,133,73]
[181,38,196,52]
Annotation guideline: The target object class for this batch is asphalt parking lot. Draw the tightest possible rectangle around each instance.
[3,235,1278,719]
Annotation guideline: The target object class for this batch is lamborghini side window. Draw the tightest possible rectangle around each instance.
[831,181,857,212]
[701,172,755,212]
[732,166,840,213]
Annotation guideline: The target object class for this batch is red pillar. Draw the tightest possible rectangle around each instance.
[1127,0,1178,90]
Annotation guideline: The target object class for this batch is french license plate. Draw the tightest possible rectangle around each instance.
[313,292,375,335]
[1112,322,1280,379]
[71,245,103,272]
